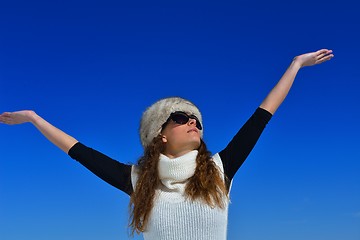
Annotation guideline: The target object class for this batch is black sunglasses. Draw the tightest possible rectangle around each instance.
[162,111,202,130]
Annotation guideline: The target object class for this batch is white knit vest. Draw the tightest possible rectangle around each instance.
[131,151,230,240]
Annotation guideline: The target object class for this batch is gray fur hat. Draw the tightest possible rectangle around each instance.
[140,97,203,148]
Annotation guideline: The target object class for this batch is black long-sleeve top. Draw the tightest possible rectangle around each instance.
[68,107,272,196]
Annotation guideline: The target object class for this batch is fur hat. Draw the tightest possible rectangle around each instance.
[140,97,203,148]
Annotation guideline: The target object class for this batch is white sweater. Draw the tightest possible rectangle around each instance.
[131,150,230,240]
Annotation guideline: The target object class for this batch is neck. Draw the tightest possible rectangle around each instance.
[163,149,195,159]
[163,142,200,159]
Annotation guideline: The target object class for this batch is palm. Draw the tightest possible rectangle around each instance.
[296,49,334,67]
[0,110,33,125]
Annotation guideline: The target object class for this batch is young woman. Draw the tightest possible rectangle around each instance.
[0,49,333,239]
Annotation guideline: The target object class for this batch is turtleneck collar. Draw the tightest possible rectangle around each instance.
[158,150,198,190]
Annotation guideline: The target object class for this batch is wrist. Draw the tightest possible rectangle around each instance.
[28,111,39,124]
[290,57,303,69]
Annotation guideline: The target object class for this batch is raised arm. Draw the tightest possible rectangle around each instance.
[260,49,334,114]
[1,110,133,195]
[0,110,78,153]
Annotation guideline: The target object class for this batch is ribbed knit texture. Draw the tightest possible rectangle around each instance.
[131,151,229,240]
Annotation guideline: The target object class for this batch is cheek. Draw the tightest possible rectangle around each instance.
[161,126,178,143]
[162,126,188,144]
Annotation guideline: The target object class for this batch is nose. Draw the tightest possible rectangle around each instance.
[188,118,196,126]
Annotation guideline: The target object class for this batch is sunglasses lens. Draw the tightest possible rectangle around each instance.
[171,113,189,125]
[170,112,202,130]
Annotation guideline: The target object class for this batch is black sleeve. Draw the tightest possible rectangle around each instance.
[68,142,133,196]
[219,107,272,185]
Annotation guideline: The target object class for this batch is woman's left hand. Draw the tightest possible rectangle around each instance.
[294,49,334,68]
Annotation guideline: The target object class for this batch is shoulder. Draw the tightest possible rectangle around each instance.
[212,153,225,179]
[130,165,140,189]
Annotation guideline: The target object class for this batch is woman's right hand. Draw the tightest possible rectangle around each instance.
[1,110,78,153]
[0,110,36,125]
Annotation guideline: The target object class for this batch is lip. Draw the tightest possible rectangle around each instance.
[187,128,199,133]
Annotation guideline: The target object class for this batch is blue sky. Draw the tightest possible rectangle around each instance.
[1,1,359,239]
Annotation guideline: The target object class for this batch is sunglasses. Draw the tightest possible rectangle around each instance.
[162,111,202,130]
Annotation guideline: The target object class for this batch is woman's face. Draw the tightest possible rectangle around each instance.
[160,117,201,158]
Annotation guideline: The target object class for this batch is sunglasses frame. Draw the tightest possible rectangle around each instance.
[162,111,202,130]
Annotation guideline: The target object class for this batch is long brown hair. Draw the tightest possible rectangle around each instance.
[129,135,228,234]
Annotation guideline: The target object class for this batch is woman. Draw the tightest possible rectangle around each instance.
[0,49,333,239]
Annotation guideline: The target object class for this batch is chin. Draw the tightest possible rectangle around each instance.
[191,139,201,150]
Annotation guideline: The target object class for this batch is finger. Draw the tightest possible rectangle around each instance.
[316,49,333,61]
[0,112,11,116]
[315,54,334,64]
[317,49,332,59]
[319,51,334,60]
[316,49,330,55]
[0,113,14,124]
[0,114,9,120]
[0,119,18,125]
[0,112,10,119]
[0,117,12,124]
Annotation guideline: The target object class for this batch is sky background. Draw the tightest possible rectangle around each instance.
[1,0,359,239]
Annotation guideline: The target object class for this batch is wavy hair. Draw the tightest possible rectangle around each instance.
[129,135,228,234]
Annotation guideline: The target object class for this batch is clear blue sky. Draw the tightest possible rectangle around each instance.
[1,1,359,239]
